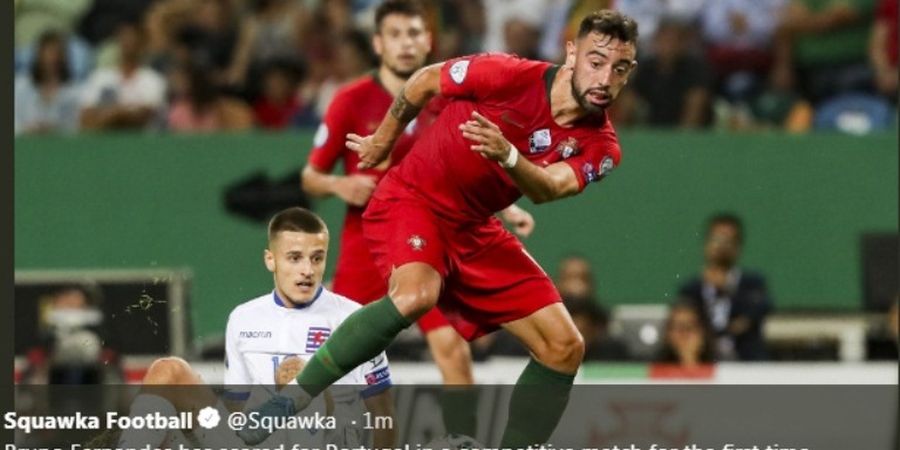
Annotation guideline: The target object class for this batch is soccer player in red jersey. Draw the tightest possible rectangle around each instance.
[300,0,533,437]
[243,10,639,447]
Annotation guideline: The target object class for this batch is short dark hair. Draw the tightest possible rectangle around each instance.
[268,207,328,242]
[705,212,744,244]
[30,30,71,84]
[375,0,426,33]
[577,9,639,43]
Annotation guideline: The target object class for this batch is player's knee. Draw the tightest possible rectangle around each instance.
[391,288,439,319]
[535,331,584,370]
[430,330,472,363]
[389,263,442,318]
[144,357,192,385]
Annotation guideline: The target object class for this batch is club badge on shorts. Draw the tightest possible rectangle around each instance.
[407,235,426,251]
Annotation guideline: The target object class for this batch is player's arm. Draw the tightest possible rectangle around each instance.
[301,165,377,207]
[363,390,397,448]
[498,204,535,238]
[346,63,443,169]
[461,111,579,204]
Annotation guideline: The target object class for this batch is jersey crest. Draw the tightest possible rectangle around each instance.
[305,326,332,352]
[556,137,581,159]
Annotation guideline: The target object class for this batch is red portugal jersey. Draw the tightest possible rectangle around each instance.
[377,53,622,224]
[306,74,441,301]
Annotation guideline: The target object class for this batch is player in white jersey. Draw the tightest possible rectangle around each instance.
[224,206,395,447]
[91,208,394,448]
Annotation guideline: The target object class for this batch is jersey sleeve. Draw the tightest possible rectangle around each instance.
[223,312,251,402]
[561,128,622,192]
[307,90,353,173]
[353,352,392,399]
[440,53,530,101]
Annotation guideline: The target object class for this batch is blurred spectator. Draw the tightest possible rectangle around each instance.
[868,0,898,98]
[701,0,787,102]
[79,20,166,131]
[482,0,549,54]
[226,0,306,90]
[539,0,613,62]
[76,0,155,46]
[21,284,119,384]
[313,29,378,118]
[15,31,81,135]
[614,19,712,128]
[656,300,716,367]
[15,0,95,81]
[253,60,306,129]
[503,16,543,59]
[867,295,899,360]
[614,0,705,53]
[166,63,254,132]
[678,213,773,361]
[433,0,486,58]
[144,0,240,80]
[771,0,878,103]
[15,0,93,47]
[569,301,630,361]
[556,254,596,304]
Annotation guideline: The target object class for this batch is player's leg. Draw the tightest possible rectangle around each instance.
[442,221,582,446]
[499,304,584,447]
[118,357,219,447]
[298,261,442,396]
[421,315,478,437]
[293,197,447,401]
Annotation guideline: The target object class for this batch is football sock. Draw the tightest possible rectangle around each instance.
[440,386,479,437]
[297,297,412,398]
[500,358,575,447]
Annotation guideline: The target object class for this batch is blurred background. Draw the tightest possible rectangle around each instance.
[13,0,898,384]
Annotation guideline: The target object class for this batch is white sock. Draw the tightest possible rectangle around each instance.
[116,394,175,447]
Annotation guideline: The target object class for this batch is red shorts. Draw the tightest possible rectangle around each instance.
[331,216,450,334]
[362,194,561,340]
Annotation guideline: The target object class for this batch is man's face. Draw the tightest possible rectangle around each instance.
[374,14,431,78]
[704,223,741,267]
[265,230,328,306]
[118,25,143,62]
[566,32,636,114]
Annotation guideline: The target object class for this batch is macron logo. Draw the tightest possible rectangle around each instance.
[239,331,273,339]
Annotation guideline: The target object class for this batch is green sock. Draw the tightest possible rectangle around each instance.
[440,387,479,437]
[297,298,412,397]
[500,358,575,447]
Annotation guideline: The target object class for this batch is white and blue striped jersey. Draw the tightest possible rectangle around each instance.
[224,287,392,405]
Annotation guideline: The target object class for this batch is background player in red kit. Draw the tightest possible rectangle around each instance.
[242,10,639,447]
[300,0,533,436]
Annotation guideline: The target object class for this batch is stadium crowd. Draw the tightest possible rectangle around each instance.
[14,0,899,136]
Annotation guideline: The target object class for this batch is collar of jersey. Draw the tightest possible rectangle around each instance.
[272,287,323,310]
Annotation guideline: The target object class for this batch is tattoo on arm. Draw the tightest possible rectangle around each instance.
[389,87,422,123]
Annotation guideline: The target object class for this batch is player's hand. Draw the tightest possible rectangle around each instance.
[346,133,391,170]
[275,356,305,388]
[237,395,296,444]
[334,174,377,207]
[500,204,535,238]
[459,111,514,163]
